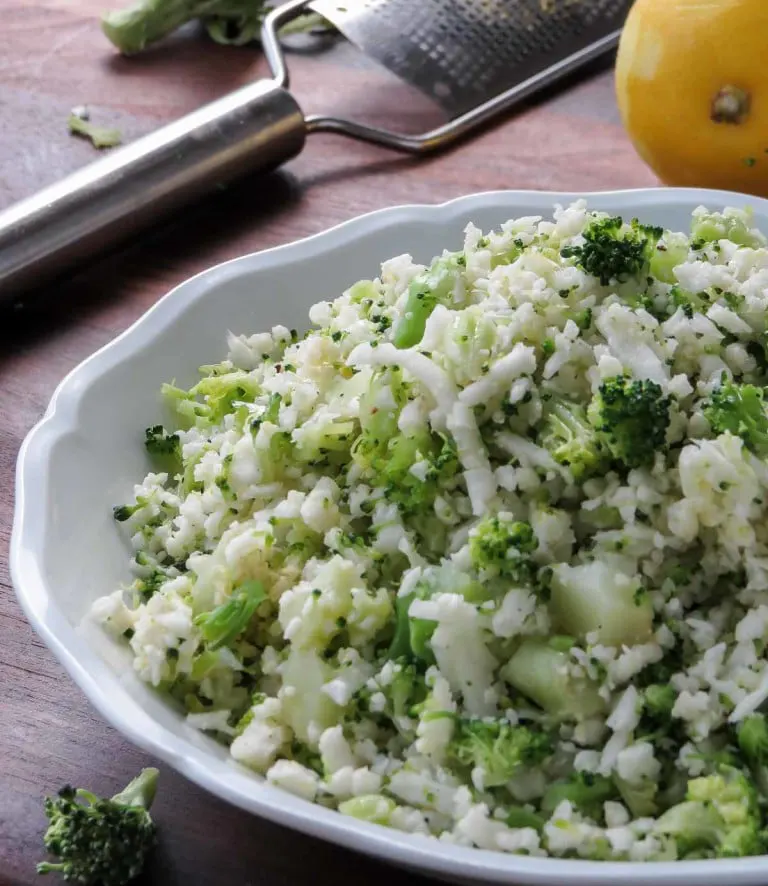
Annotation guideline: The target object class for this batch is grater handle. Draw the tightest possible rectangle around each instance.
[0,79,306,303]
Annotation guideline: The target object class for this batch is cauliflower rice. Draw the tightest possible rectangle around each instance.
[93,201,768,861]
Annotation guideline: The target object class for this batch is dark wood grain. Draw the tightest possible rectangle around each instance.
[0,3,656,883]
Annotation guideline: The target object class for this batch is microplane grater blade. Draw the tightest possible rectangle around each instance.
[310,0,633,118]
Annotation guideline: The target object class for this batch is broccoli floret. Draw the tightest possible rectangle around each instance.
[539,397,607,480]
[194,579,266,650]
[446,719,552,787]
[655,766,765,858]
[587,376,671,469]
[468,515,539,586]
[561,215,663,285]
[37,769,158,885]
[703,378,768,457]
[144,424,181,461]
[541,771,618,822]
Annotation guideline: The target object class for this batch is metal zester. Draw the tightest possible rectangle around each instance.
[0,0,633,301]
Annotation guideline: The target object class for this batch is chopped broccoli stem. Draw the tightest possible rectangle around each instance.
[704,378,768,457]
[68,114,122,149]
[539,397,607,480]
[37,769,158,885]
[393,253,464,348]
[194,579,266,649]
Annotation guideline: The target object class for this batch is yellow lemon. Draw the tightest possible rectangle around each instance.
[616,0,768,197]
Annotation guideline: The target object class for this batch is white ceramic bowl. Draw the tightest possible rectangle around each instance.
[12,189,768,886]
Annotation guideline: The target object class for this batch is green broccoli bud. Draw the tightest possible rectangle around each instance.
[541,771,618,822]
[143,425,182,475]
[37,769,158,885]
[194,579,266,650]
[587,375,671,469]
[703,378,768,457]
[468,515,539,586]
[561,215,663,285]
[538,397,607,480]
[446,718,553,787]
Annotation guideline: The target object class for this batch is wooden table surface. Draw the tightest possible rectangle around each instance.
[0,3,657,883]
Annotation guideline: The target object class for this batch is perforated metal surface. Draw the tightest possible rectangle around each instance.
[310,0,633,118]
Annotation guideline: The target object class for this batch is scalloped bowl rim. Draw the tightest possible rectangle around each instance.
[12,188,768,886]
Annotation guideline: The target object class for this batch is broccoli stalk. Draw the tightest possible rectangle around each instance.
[446,718,552,787]
[38,769,159,885]
[102,0,331,54]
[704,378,768,457]
[194,579,266,649]
[102,0,268,54]
[539,397,607,480]
[587,375,671,469]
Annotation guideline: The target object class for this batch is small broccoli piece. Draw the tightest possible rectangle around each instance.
[144,424,182,465]
[539,397,607,480]
[541,771,618,822]
[502,639,606,721]
[393,252,465,348]
[703,378,768,457]
[37,769,158,885]
[68,113,122,149]
[587,375,671,469]
[446,718,552,787]
[468,515,539,586]
[691,207,767,250]
[391,567,487,664]
[102,0,270,54]
[736,713,768,797]
[561,215,663,285]
[655,766,765,858]
[644,683,677,719]
[505,806,545,832]
[194,579,266,650]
